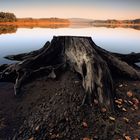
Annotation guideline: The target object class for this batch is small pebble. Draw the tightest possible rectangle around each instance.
[109,116,115,121]
[131,108,135,111]
[123,117,129,123]
[94,99,98,105]
[137,121,140,126]
[132,98,139,105]
[117,105,122,108]
[28,137,35,140]
[115,100,122,105]
[128,101,133,105]
[122,108,127,112]
[74,81,79,84]
[101,108,107,113]
[118,99,123,102]
[35,126,39,131]
[83,138,91,140]
[124,135,131,140]
[119,84,123,87]
[82,122,88,128]
[134,105,138,110]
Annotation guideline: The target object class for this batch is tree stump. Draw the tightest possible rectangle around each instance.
[0,36,140,112]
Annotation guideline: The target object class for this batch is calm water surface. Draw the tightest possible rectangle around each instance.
[0,27,140,64]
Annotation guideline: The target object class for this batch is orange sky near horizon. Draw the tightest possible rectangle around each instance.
[0,0,140,20]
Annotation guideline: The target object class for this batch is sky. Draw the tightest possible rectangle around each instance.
[0,0,140,19]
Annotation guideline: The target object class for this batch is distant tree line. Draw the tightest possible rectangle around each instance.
[92,19,140,24]
[0,12,17,22]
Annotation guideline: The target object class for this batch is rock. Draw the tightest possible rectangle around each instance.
[48,70,56,79]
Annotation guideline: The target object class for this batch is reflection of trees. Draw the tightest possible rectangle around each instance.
[16,23,70,29]
[0,22,70,35]
[90,23,140,30]
[0,25,17,35]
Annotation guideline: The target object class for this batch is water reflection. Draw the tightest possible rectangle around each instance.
[0,25,17,35]
[90,24,140,30]
[0,23,140,35]
[0,26,140,64]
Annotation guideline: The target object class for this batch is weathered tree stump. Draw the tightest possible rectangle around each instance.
[0,36,140,111]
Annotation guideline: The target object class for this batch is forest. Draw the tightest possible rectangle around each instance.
[0,12,17,22]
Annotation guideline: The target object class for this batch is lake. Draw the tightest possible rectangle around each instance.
[0,26,140,64]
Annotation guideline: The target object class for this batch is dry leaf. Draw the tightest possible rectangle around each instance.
[28,137,35,140]
[82,122,88,128]
[124,135,131,140]
[137,121,140,126]
[127,91,133,97]
[83,138,91,140]
[115,100,122,105]
[132,98,139,105]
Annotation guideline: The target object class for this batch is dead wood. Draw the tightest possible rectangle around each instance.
[1,36,140,111]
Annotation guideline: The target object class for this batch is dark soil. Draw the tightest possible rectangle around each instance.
[0,70,140,140]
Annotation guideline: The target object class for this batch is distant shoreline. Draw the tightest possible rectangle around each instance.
[0,18,140,32]
[0,18,140,25]
[0,18,70,27]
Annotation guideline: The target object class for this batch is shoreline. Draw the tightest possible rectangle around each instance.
[0,73,140,139]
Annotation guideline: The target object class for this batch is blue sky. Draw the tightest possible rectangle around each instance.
[0,0,140,19]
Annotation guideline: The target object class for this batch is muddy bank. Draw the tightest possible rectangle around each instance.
[0,71,140,140]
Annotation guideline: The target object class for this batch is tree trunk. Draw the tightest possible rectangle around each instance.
[0,36,140,112]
